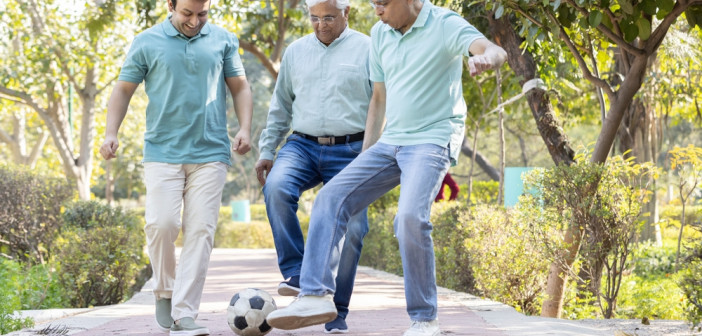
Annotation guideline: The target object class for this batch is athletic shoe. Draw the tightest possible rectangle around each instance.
[324,315,349,334]
[403,319,440,336]
[267,294,337,330]
[277,275,301,296]
[154,298,173,332]
[170,317,209,336]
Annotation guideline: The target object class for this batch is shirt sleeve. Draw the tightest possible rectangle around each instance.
[224,32,246,78]
[258,49,295,161]
[118,37,147,84]
[442,13,485,57]
[369,23,385,83]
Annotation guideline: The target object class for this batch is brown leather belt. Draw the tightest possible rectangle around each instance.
[293,131,365,145]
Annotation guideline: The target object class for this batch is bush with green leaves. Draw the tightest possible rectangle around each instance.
[434,203,548,314]
[0,260,35,334]
[517,152,658,318]
[0,164,75,262]
[53,201,149,307]
[360,189,547,315]
[358,188,403,275]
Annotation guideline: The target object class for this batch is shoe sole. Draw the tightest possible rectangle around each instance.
[277,284,301,296]
[169,327,210,336]
[268,311,337,330]
[324,328,349,334]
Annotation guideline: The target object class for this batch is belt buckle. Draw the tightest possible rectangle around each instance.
[318,136,334,145]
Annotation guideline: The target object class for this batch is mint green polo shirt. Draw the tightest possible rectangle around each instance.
[369,0,485,165]
[118,17,246,165]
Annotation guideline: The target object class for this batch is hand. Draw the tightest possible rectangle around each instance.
[100,135,119,160]
[468,54,495,77]
[231,130,251,156]
[254,159,273,186]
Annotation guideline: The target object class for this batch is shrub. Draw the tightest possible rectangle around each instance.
[617,274,684,320]
[0,260,35,334]
[631,241,676,277]
[437,203,548,314]
[53,201,149,307]
[0,164,75,262]
[358,188,403,275]
[214,220,275,248]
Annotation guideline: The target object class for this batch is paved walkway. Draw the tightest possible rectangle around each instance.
[9,249,611,336]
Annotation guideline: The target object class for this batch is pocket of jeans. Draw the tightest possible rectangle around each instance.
[345,140,363,155]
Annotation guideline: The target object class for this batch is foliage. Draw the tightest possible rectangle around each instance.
[53,201,148,308]
[359,188,404,275]
[435,203,548,314]
[0,164,75,262]
[517,151,658,318]
[631,241,677,277]
[669,145,702,270]
[456,180,498,205]
[361,190,547,315]
[214,205,275,248]
[0,261,35,334]
[0,259,68,311]
[0,0,137,199]
[618,274,684,320]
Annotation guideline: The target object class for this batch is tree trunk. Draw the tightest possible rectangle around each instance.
[488,15,575,167]
[461,138,500,181]
[488,14,577,318]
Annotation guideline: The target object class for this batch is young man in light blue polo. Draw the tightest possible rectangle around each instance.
[99,0,253,335]
[266,0,506,335]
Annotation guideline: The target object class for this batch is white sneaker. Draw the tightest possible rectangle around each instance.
[403,319,440,336]
[267,294,337,330]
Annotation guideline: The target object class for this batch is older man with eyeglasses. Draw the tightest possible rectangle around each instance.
[254,0,371,333]
[267,0,507,335]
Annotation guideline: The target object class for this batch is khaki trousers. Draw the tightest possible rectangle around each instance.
[143,162,227,321]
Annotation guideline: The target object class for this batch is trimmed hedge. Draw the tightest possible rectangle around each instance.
[0,164,75,261]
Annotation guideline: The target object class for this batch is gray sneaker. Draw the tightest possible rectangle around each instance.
[170,317,209,336]
[154,298,173,332]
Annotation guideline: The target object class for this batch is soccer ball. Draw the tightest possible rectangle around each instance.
[227,288,277,336]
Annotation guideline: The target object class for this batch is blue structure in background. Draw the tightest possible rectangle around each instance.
[231,200,251,222]
[504,167,537,207]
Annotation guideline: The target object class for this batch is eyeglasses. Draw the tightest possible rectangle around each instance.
[369,0,392,9]
[310,15,338,24]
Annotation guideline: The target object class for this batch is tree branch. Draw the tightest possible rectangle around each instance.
[563,0,645,57]
[645,0,697,55]
[544,11,615,101]
[239,39,280,79]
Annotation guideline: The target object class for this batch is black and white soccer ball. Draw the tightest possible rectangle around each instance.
[227,288,277,336]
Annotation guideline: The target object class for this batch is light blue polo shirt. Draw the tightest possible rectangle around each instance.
[258,28,372,161]
[370,0,485,165]
[118,16,246,165]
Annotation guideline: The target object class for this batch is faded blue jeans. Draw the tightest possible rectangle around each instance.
[300,142,450,321]
[263,133,368,319]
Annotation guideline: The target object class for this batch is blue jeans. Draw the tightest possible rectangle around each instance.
[299,142,450,321]
[263,134,368,319]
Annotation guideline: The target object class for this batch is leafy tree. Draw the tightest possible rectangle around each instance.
[0,0,136,200]
[481,0,702,317]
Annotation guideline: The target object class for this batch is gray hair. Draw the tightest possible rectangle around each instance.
[305,0,350,10]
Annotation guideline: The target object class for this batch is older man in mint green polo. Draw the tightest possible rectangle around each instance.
[267,0,507,335]
[99,0,253,335]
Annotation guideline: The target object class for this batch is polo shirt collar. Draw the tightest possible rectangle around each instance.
[163,14,211,38]
[382,0,431,33]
